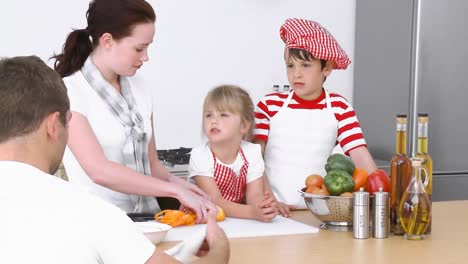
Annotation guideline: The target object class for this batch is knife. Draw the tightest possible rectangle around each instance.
[127,213,155,222]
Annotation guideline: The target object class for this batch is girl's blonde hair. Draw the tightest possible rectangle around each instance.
[203,85,255,141]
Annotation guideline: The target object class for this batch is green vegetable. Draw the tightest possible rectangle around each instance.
[324,170,355,196]
[325,153,355,175]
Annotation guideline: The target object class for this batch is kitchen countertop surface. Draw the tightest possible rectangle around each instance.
[158,200,468,264]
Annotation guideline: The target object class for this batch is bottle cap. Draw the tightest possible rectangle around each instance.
[374,187,389,206]
[353,187,369,206]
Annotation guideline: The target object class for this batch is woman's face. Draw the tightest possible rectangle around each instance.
[108,22,155,77]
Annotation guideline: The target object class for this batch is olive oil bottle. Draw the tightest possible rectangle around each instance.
[390,114,412,235]
[416,113,432,234]
[399,158,431,240]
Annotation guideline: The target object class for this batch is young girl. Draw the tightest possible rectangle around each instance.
[188,85,278,222]
[254,18,378,212]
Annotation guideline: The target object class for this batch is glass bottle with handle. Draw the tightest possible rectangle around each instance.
[399,158,431,240]
[416,113,432,234]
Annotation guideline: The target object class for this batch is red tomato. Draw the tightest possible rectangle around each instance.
[366,169,391,195]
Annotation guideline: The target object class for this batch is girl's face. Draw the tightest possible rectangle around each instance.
[286,56,332,100]
[107,22,155,77]
[203,108,249,145]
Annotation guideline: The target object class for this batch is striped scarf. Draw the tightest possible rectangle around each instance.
[81,56,151,176]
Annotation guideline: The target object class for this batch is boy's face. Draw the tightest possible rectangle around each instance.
[286,56,333,100]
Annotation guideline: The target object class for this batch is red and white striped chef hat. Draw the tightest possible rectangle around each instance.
[280,18,351,70]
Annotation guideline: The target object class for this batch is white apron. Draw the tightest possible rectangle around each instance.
[264,89,337,209]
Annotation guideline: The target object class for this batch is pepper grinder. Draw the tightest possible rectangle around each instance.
[373,187,390,238]
[353,187,370,239]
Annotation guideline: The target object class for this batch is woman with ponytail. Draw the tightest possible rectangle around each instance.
[52,0,215,223]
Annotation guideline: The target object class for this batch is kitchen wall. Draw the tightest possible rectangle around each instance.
[0,0,356,149]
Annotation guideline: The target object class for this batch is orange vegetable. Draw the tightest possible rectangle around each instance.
[305,185,320,194]
[352,167,368,192]
[340,192,353,197]
[216,206,226,222]
[305,174,323,188]
[321,182,329,192]
[154,206,226,227]
[311,188,330,196]
[154,210,196,227]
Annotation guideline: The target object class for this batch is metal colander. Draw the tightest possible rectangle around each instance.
[300,190,353,226]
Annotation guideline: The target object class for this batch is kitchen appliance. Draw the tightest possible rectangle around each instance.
[354,0,468,201]
[156,147,191,209]
[157,147,191,177]
[157,147,191,166]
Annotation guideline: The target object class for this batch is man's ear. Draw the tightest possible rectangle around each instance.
[99,32,114,49]
[323,60,334,77]
[45,112,61,142]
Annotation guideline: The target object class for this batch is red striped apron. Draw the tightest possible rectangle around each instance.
[213,148,249,203]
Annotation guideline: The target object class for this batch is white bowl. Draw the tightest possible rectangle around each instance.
[135,221,172,244]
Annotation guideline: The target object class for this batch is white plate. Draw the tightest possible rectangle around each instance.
[135,221,172,244]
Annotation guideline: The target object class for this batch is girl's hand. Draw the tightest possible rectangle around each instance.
[277,202,295,218]
[177,186,216,224]
[253,193,278,222]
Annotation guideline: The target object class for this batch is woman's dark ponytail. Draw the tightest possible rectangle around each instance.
[52,29,93,78]
[51,0,156,78]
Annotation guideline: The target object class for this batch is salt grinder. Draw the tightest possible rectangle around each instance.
[353,187,370,239]
[373,187,390,238]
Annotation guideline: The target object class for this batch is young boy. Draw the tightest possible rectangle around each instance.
[254,18,377,211]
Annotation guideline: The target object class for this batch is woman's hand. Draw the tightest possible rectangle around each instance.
[252,193,278,222]
[170,175,210,200]
[177,186,216,224]
[183,180,210,200]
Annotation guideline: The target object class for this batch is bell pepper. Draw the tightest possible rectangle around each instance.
[325,153,355,175]
[352,167,368,192]
[324,170,355,196]
[366,169,391,195]
[154,210,196,227]
[154,206,226,227]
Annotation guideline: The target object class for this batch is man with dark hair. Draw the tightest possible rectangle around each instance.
[0,56,229,264]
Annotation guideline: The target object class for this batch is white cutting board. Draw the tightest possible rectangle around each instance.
[163,216,318,242]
